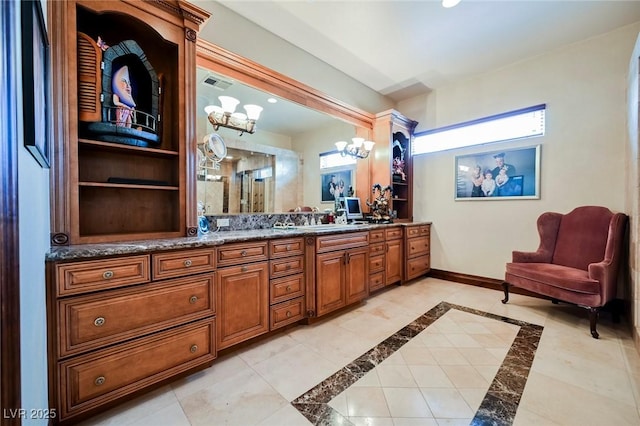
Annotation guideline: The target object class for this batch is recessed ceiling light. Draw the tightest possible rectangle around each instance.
[267,98,277,104]
[442,0,461,8]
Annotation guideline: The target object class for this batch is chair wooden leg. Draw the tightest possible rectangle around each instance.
[501,282,510,304]
[588,307,600,339]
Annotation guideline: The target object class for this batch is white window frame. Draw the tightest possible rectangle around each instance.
[413,104,546,155]
[319,150,357,169]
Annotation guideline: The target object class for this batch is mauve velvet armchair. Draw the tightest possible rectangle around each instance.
[502,206,628,338]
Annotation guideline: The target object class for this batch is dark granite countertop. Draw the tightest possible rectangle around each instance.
[46,222,432,262]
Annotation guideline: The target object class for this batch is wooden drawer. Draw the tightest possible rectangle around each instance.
[369,242,385,257]
[369,229,385,243]
[316,231,369,253]
[369,254,384,273]
[58,318,216,421]
[407,235,430,258]
[217,241,268,267]
[269,255,304,279]
[56,255,150,297]
[385,227,403,240]
[406,225,430,239]
[369,272,385,292]
[406,255,430,281]
[58,274,215,358]
[269,238,304,259]
[270,297,304,330]
[152,249,215,280]
[270,274,304,304]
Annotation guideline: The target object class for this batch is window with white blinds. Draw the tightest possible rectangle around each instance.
[319,151,357,169]
[413,104,546,155]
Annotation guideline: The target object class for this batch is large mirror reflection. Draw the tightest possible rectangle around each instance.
[196,66,358,215]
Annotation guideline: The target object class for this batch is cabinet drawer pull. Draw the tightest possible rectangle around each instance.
[286,311,292,318]
[286,244,292,251]
[183,259,192,267]
[189,295,198,304]
[286,285,292,292]
[285,264,292,270]
[241,250,248,257]
[95,376,106,386]
[93,317,105,327]
[102,270,114,279]
[241,266,248,272]
[190,344,198,353]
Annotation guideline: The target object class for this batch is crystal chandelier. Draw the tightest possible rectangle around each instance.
[205,95,263,136]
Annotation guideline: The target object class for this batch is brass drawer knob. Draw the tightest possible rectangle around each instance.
[94,317,105,327]
[102,270,114,279]
[190,344,198,353]
[286,244,292,251]
[189,295,198,304]
[286,285,292,292]
[285,264,292,270]
[286,311,292,318]
[183,259,192,267]
[241,266,248,272]
[95,376,106,386]
[241,250,248,257]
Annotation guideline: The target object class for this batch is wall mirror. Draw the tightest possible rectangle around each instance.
[195,40,375,216]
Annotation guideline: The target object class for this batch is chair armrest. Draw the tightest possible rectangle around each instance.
[588,212,628,304]
[512,250,550,263]
[588,260,615,303]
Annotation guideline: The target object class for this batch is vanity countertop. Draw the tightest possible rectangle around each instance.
[46,222,431,262]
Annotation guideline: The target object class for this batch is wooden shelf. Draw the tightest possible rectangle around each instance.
[79,182,179,191]
[78,138,179,158]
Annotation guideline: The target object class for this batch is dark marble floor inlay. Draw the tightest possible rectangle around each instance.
[291,301,543,425]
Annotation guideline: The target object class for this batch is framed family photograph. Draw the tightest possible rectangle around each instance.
[321,169,353,203]
[455,145,540,200]
[21,0,50,168]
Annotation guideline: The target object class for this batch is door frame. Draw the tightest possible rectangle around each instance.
[1,0,23,420]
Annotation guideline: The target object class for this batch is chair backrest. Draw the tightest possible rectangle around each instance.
[551,206,614,270]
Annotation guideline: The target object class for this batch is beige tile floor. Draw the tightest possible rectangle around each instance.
[79,277,640,426]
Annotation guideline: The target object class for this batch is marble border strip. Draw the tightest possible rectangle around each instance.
[291,301,543,426]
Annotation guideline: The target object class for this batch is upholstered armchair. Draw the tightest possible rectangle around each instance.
[502,206,627,338]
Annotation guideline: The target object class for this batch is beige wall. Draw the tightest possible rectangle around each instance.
[400,23,640,280]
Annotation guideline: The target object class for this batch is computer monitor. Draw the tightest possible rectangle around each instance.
[343,197,364,222]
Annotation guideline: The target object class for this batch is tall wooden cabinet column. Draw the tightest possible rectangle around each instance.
[371,110,418,222]
[49,0,209,245]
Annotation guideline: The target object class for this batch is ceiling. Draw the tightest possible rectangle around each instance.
[197,0,640,138]
[216,0,640,102]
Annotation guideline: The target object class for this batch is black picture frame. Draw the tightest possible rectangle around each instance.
[454,145,541,200]
[21,0,50,168]
[321,169,353,203]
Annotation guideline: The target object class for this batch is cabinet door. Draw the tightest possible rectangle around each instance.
[385,239,403,285]
[316,251,346,317]
[216,262,269,350]
[345,247,369,304]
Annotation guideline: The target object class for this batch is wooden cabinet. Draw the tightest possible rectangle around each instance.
[315,232,369,317]
[216,242,269,350]
[404,224,431,281]
[369,227,403,292]
[49,0,209,245]
[268,238,306,330]
[58,319,214,420]
[371,110,418,222]
[385,228,404,285]
[47,247,216,423]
